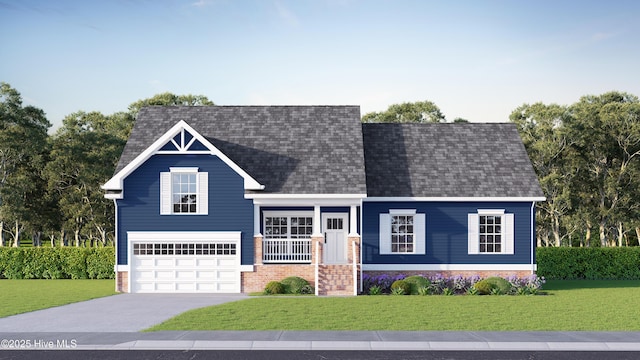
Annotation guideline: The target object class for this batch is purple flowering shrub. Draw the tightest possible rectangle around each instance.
[362,273,545,295]
[363,273,406,293]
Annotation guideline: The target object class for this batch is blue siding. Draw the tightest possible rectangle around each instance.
[362,201,534,265]
[116,154,254,265]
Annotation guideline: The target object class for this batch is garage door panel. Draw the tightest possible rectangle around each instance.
[217,270,236,280]
[196,259,216,267]
[156,259,174,267]
[137,259,155,267]
[176,271,195,280]
[217,258,236,267]
[196,271,216,280]
[176,259,195,267]
[130,237,240,293]
[176,283,196,291]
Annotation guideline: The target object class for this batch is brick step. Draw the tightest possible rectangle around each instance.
[316,264,360,296]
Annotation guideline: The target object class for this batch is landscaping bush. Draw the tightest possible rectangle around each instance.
[474,277,511,295]
[362,273,406,294]
[0,247,115,279]
[473,279,493,295]
[404,275,430,295]
[280,276,310,294]
[537,247,640,280]
[390,280,411,295]
[264,281,285,295]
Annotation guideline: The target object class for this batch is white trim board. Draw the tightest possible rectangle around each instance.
[362,264,537,271]
[102,120,264,196]
[365,197,546,202]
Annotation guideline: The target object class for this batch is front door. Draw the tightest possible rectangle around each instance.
[322,213,348,264]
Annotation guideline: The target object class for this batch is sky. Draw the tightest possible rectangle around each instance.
[2,0,640,131]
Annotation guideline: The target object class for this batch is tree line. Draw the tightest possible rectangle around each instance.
[0,82,212,247]
[2,82,637,247]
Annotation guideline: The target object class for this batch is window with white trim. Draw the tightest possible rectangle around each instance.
[468,210,514,254]
[160,167,208,215]
[379,210,426,255]
[262,211,313,263]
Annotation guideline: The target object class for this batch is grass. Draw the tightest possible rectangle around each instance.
[147,280,640,331]
[0,279,117,318]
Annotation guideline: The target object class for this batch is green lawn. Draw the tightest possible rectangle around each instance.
[147,280,640,331]
[0,279,117,318]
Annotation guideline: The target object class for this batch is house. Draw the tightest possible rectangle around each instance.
[102,106,544,295]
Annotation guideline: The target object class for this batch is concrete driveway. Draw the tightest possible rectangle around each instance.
[0,293,247,332]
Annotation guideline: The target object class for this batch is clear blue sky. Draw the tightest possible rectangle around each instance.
[2,0,640,131]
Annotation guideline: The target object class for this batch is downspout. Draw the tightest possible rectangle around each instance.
[531,202,535,275]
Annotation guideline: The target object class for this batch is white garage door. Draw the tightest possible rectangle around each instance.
[128,232,241,293]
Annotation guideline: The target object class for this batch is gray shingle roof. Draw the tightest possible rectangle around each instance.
[362,123,544,198]
[116,106,367,195]
[115,106,542,198]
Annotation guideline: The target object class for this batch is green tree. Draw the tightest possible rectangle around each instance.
[46,111,125,246]
[510,103,577,247]
[512,91,640,247]
[128,92,214,118]
[569,92,640,246]
[362,100,445,123]
[0,82,51,247]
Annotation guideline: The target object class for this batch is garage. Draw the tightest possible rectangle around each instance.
[128,232,241,293]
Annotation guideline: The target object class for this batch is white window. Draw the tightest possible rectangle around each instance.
[262,211,313,263]
[263,213,313,239]
[379,210,425,255]
[160,167,208,215]
[468,210,514,254]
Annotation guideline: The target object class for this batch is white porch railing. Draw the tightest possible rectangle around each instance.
[263,238,312,263]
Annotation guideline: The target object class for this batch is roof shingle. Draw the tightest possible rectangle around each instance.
[362,123,544,198]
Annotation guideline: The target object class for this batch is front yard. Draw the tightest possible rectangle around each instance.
[147,280,640,331]
[0,279,116,318]
[2,280,638,332]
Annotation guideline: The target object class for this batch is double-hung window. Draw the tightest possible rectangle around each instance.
[160,167,208,215]
[379,210,426,255]
[468,210,514,254]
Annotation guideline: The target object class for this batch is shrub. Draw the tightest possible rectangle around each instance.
[264,281,285,295]
[390,279,411,295]
[368,285,382,295]
[475,277,511,295]
[404,275,430,295]
[280,276,310,294]
[363,273,405,293]
[87,247,116,279]
[537,247,640,280]
[473,279,493,295]
[300,284,314,295]
[0,247,115,279]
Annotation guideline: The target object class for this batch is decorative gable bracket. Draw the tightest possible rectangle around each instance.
[102,120,264,199]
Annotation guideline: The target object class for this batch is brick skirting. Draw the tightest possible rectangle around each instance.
[116,271,128,292]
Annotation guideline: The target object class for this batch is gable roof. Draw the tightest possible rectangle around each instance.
[362,123,544,199]
[110,106,368,195]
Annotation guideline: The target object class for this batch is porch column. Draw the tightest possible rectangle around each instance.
[311,205,324,264]
[348,205,359,237]
[312,205,322,237]
[253,204,263,265]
